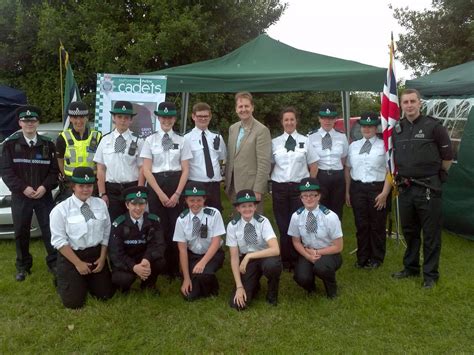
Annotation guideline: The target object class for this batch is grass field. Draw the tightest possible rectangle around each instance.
[0,195,473,353]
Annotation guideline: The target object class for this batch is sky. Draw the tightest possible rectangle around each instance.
[267,0,434,82]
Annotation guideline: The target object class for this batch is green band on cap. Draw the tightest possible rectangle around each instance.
[71,176,96,184]
[319,111,337,117]
[156,109,177,116]
[298,183,320,191]
[112,109,134,115]
[19,111,39,118]
[126,192,148,200]
[184,189,206,196]
[236,196,257,203]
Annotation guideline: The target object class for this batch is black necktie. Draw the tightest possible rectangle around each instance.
[202,131,214,178]
[244,222,258,245]
[322,133,332,150]
[285,135,296,152]
[114,134,126,153]
[135,220,140,231]
[162,133,173,151]
[359,139,372,154]
[29,140,34,148]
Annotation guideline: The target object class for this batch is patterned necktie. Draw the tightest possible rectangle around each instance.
[162,133,173,151]
[192,215,200,238]
[284,135,296,152]
[81,202,96,222]
[114,134,126,153]
[321,132,332,150]
[202,131,214,178]
[306,211,318,234]
[359,139,372,154]
[244,222,258,245]
[29,140,35,148]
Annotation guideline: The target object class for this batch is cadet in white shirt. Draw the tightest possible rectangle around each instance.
[271,106,319,271]
[141,101,192,279]
[226,190,282,310]
[173,182,225,301]
[345,112,391,269]
[184,102,226,211]
[94,100,145,222]
[288,178,343,298]
[308,103,349,220]
[50,167,114,309]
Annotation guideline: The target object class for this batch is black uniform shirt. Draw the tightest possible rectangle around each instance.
[109,212,166,272]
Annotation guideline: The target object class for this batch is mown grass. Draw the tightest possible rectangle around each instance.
[0,194,472,353]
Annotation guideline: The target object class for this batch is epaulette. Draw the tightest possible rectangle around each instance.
[307,129,318,135]
[231,214,241,225]
[209,129,220,136]
[179,209,190,218]
[203,207,216,216]
[253,214,265,223]
[334,128,344,134]
[174,130,183,137]
[147,213,160,222]
[319,205,330,215]
[112,214,126,227]
[38,134,52,142]
[131,131,140,138]
[102,131,112,138]
[5,132,21,142]
[296,207,305,215]
[184,128,193,135]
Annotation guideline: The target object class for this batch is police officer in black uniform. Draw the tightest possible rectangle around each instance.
[392,89,453,289]
[109,186,166,293]
[1,106,58,281]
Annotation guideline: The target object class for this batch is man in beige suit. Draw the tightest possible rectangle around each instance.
[225,92,271,213]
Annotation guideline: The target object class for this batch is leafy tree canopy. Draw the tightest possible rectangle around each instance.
[393,0,474,76]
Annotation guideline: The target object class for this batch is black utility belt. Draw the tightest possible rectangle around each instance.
[153,171,181,178]
[319,169,343,175]
[396,175,441,192]
[352,180,384,186]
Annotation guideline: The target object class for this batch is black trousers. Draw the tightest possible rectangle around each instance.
[56,245,115,309]
[11,192,57,272]
[188,180,222,211]
[271,181,302,268]
[111,258,166,291]
[229,256,282,310]
[317,169,345,220]
[350,180,387,265]
[148,171,184,276]
[293,253,343,298]
[185,248,225,301]
[105,181,138,222]
[398,178,443,281]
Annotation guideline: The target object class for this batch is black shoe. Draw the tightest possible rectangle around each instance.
[354,261,366,269]
[15,271,28,282]
[369,261,382,269]
[266,296,278,306]
[391,270,419,279]
[422,279,436,289]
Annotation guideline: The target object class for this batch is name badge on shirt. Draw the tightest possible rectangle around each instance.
[173,143,179,149]
[299,142,305,149]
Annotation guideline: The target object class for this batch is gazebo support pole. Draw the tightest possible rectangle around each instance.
[180,92,190,134]
[341,91,351,140]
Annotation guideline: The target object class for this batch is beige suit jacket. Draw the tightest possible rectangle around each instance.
[225,118,271,196]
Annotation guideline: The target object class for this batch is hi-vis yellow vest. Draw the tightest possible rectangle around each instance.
[61,129,101,176]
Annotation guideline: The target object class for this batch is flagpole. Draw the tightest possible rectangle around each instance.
[59,42,64,118]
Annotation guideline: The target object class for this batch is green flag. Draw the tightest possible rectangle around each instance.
[60,44,81,127]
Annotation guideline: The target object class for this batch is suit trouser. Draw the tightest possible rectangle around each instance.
[148,171,183,276]
[185,248,225,300]
[271,181,302,267]
[350,180,387,265]
[398,179,442,281]
[293,253,343,298]
[111,258,166,291]
[106,181,138,222]
[318,169,345,220]
[11,192,57,272]
[229,256,282,310]
[56,245,115,309]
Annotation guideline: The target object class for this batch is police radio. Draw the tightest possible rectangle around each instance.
[200,218,208,238]
[128,137,139,156]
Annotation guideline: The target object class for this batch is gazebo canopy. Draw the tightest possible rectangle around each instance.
[147,34,386,93]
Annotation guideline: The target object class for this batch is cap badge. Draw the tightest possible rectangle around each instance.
[75,108,80,114]
[305,181,310,187]
[245,193,250,199]
[326,108,331,114]
[193,187,197,193]
[136,191,141,197]
[164,107,169,113]
[367,117,371,122]
[84,174,90,181]
[122,105,126,111]
[26,110,31,116]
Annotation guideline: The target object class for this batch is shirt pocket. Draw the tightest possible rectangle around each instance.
[332,141,344,155]
[91,212,109,241]
[66,215,88,241]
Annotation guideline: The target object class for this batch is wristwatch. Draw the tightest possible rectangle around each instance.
[99,192,107,197]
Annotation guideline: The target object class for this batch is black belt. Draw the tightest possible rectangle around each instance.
[319,169,343,176]
[154,171,181,178]
[106,181,138,190]
[271,181,299,185]
[352,179,384,186]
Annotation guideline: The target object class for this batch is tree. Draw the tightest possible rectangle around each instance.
[392,0,474,76]
[0,0,286,121]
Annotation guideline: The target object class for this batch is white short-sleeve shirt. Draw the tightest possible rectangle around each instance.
[308,128,348,170]
[346,136,386,183]
[226,214,276,255]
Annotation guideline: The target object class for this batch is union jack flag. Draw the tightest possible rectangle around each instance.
[380,33,400,176]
